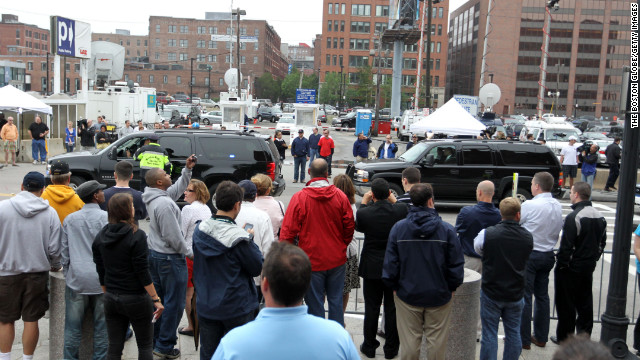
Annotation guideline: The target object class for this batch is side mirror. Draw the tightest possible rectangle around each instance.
[108,147,117,160]
[421,154,435,167]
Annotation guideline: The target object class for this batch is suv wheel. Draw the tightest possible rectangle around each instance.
[69,175,86,190]
[388,183,403,198]
[504,188,532,203]
[258,115,263,122]
[342,122,350,130]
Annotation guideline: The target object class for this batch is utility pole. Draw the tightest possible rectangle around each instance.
[207,65,212,99]
[371,32,385,136]
[190,58,194,102]
[340,64,344,110]
[425,0,435,109]
[63,57,67,93]
[234,8,246,95]
[574,84,580,118]
[45,52,49,94]
[555,62,564,115]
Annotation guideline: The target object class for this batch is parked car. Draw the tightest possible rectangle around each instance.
[201,110,222,125]
[46,130,286,208]
[586,125,624,139]
[158,109,181,125]
[198,98,219,110]
[166,104,201,124]
[257,106,283,122]
[346,139,564,204]
[157,95,176,105]
[173,93,191,103]
[504,124,526,139]
[276,115,296,135]
[332,111,357,130]
[317,110,327,123]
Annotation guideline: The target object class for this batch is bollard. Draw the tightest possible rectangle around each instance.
[49,272,96,360]
[418,268,482,360]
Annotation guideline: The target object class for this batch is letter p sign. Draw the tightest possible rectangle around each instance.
[56,17,75,56]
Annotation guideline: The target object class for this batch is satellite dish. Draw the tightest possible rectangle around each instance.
[479,83,502,110]
[224,68,242,88]
[88,41,125,87]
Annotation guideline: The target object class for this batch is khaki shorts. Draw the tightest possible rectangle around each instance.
[3,140,17,152]
[0,272,49,322]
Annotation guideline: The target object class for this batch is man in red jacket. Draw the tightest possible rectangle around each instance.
[317,129,335,177]
[280,159,355,326]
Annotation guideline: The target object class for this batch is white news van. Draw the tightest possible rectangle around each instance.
[522,121,582,157]
[80,82,159,128]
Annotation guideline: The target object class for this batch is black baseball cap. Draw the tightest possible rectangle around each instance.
[298,129,304,133]
[238,179,257,198]
[23,171,46,191]
[147,133,160,141]
[50,160,70,175]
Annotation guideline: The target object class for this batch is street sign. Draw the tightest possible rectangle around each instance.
[296,89,316,104]
[50,16,91,59]
[453,94,479,116]
[288,64,293,74]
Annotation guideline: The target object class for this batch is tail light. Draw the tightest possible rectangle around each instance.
[559,171,564,187]
[266,161,276,180]
[599,150,605,154]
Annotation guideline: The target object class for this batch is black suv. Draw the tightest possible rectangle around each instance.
[47,130,285,203]
[257,106,283,122]
[346,139,563,204]
[331,111,357,129]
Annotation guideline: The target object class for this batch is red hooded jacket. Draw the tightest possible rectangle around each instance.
[280,178,355,271]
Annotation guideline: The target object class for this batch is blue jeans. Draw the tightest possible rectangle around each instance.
[198,312,255,360]
[521,250,556,346]
[32,138,46,161]
[480,291,524,360]
[148,250,187,353]
[305,264,345,326]
[309,148,319,162]
[293,156,307,182]
[64,286,108,360]
[66,143,75,153]
[581,173,595,199]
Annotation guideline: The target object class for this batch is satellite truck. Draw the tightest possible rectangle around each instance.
[77,41,159,130]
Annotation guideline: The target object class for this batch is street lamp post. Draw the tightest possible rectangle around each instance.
[555,62,564,115]
[233,8,246,95]
[207,65,212,99]
[190,58,195,102]
[371,34,390,137]
[574,84,581,118]
[340,64,344,110]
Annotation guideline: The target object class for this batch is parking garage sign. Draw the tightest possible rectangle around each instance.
[296,89,316,104]
[51,16,91,59]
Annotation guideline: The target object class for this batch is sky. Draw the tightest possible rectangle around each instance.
[1,0,467,45]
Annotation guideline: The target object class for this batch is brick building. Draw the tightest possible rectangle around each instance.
[319,0,448,108]
[282,42,316,74]
[0,14,49,56]
[445,0,632,118]
[92,29,149,63]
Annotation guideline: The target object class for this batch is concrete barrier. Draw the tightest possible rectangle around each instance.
[418,268,481,359]
[49,271,96,360]
[17,139,66,163]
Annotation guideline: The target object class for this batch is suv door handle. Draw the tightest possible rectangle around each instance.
[450,169,459,175]
[485,170,493,174]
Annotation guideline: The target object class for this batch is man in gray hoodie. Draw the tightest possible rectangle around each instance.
[142,155,196,359]
[0,171,62,360]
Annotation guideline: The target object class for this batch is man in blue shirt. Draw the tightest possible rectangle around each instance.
[455,180,502,273]
[213,242,360,360]
[353,132,372,162]
[308,127,322,162]
[291,129,310,183]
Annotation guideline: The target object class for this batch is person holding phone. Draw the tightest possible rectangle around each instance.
[92,193,163,360]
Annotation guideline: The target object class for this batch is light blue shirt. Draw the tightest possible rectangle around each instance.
[61,203,108,294]
[519,192,563,252]
[212,305,360,360]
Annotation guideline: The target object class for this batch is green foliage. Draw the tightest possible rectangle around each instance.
[280,67,300,101]
[255,72,280,102]
[319,72,342,105]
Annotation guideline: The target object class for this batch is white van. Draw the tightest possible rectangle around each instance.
[522,122,582,156]
[396,110,423,141]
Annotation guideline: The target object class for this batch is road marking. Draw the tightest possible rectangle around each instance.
[602,254,637,276]
[0,193,16,197]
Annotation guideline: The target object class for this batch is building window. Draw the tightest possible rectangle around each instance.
[41,77,46,90]
[197,40,205,48]
[197,26,206,34]
[437,42,441,53]
[435,76,439,87]
[439,7,443,18]
[168,39,177,47]
[208,55,217,62]
[240,56,246,64]
[340,21,345,32]
[177,76,181,84]
[240,43,246,50]
[403,58,417,69]
[404,44,417,52]
[437,24,442,36]
[253,56,258,64]
[340,38,344,49]
[126,40,130,46]
[435,59,440,70]
[339,55,343,66]
[136,74,142,82]
[180,40,188,47]
[333,38,338,48]
[326,55,330,65]
[350,21,370,33]
[328,20,332,31]
[41,62,47,71]
[74,63,80,72]
[144,40,147,46]
[144,50,147,56]
[254,28,259,36]
[351,4,371,16]
[327,37,331,48]
[375,5,389,16]
[342,3,346,14]
[349,39,370,50]
[240,27,247,35]
[180,53,188,61]
[348,55,369,67]
[375,22,388,34]
[149,75,154,83]
[155,38,160,46]
[27,62,33,70]
[163,75,168,84]
[209,41,217,49]
[192,76,195,85]
[180,25,189,33]
[204,77,209,86]
[220,78,224,86]
[168,25,176,33]
[402,75,416,86]
[156,24,161,32]
[120,40,123,45]
[65,63,70,71]
[226,55,233,63]
[328,3,333,14]
[155,53,160,60]
[333,55,337,66]
[197,54,205,62]
[254,42,259,50]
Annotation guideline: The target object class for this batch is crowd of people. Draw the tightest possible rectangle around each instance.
[0,148,633,360]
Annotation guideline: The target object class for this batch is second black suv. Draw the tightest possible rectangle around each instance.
[347,139,563,204]
[47,130,285,206]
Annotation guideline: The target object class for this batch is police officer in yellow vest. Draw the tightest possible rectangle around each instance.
[134,133,171,190]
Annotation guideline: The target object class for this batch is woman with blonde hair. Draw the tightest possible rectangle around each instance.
[178,179,211,336]
[251,174,285,240]
[332,174,361,313]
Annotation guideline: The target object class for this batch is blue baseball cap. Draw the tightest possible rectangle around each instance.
[23,171,45,191]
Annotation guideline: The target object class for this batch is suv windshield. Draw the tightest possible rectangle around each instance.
[399,142,428,162]
[545,128,580,141]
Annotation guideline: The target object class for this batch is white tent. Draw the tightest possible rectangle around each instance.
[0,85,53,155]
[410,97,486,136]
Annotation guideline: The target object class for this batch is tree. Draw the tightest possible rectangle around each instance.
[319,72,341,106]
[255,72,280,101]
[354,65,374,107]
[280,67,300,101]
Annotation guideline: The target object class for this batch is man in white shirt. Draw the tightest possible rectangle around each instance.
[235,180,275,303]
[560,136,579,189]
[118,120,134,139]
[519,171,563,350]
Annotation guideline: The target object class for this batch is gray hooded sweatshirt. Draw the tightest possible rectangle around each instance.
[0,191,62,276]
[142,167,193,257]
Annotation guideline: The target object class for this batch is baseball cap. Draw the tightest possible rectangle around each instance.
[568,135,577,141]
[75,180,107,199]
[23,171,46,191]
[50,160,70,175]
[238,179,257,198]
[298,129,304,133]
[147,133,160,141]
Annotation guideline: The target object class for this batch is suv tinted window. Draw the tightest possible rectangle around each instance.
[117,136,145,158]
[427,145,457,165]
[159,136,192,159]
[462,146,492,165]
[199,137,266,162]
[500,145,555,166]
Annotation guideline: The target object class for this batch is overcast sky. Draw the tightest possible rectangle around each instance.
[1,0,466,45]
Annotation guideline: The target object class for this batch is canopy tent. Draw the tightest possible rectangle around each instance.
[410,98,486,136]
[0,85,53,152]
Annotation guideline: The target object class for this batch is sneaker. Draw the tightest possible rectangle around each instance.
[33,160,38,165]
[153,348,181,359]
[603,187,611,192]
[41,161,47,165]
[293,180,298,183]
[610,186,617,190]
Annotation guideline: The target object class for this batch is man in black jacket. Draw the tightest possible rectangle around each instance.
[604,137,621,191]
[474,197,533,359]
[551,182,606,344]
[356,178,408,359]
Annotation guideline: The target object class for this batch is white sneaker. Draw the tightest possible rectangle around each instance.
[41,161,47,165]
[33,160,38,165]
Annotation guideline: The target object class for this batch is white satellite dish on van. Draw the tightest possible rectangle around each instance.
[224,68,242,89]
[479,83,501,111]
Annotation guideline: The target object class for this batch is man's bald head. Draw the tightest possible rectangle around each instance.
[145,168,166,188]
[476,180,495,202]
[309,159,328,178]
